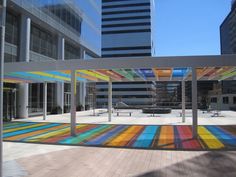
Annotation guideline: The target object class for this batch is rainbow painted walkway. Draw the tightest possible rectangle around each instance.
[3,122,236,150]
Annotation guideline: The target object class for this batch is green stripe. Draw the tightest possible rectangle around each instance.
[60,125,112,144]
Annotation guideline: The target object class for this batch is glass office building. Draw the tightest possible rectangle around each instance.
[97,0,157,107]
[209,0,236,110]
[220,0,236,54]
[3,0,101,119]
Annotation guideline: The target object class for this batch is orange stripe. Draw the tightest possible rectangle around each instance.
[106,126,143,146]
[157,126,175,148]
[4,124,68,141]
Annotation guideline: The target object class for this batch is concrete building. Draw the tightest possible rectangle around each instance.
[210,0,236,111]
[97,0,156,107]
[220,0,236,54]
[3,0,101,119]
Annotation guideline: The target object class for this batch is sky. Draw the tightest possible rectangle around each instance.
[155,0,232,56]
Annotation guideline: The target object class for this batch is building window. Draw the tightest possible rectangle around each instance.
[44,4,82,35]
[223,97,229,104]
[4,53,17,63]
[233,97,236,104]
[211,97,217,103]
[30,25,57,59]
[65,42,81,60]
[5,12,19,45]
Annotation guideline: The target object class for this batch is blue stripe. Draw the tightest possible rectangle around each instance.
[46,71,86,82]
[59,125,109,144]
[133,126,158,148]
[10,72,60,82]
[3,123,61,138]
[4,122,37,130]
[85,125,127,145]
[206,126,236,146]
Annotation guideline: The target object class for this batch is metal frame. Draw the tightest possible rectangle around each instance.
[4,55,236,73]
[0,1,6,177]
[1,55,236,177]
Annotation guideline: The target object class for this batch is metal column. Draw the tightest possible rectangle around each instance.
[182,80,186,122]
[0,1,6,176]
[43,82,47,120]
[108,80,112,122]
[70,70,77,136]
[79,49,86,109]
[18,14,31,118]
[56,35,65,113]
[192,67,198,138]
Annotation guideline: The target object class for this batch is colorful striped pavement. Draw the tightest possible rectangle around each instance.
[3,121,236,150]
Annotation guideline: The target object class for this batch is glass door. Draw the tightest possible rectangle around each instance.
[64,92,71,113]
[3,88,16,121]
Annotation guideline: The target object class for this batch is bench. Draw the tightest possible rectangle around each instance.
[97,110,107,115]
[116,111,132,116]
[211,111,223,117]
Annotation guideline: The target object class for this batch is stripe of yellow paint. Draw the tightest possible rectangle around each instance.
[26,124,86,142]
[77,73,98,81]
[198,126,224,149]
[106,126,143,146]
[4,79,24,83]
[3,123,48,133]
[61,71,98,81]
[157,126,175,148]
[29,72,70,81]
[4,124,68,141]
[77,70,110,81]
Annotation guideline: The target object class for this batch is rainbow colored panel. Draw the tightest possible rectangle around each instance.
[3,122,236,150]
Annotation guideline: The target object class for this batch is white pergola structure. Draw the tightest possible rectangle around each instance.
[3,55,236,138]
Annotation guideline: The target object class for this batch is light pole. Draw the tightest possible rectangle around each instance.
[0,0,6,176]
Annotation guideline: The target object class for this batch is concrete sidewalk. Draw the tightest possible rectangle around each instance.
[3,142,236,177]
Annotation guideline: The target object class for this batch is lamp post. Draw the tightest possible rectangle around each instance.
[0,1,6,176]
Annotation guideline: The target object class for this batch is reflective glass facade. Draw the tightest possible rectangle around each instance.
[30,24,58,59]
[4,11,19,62]
[220,0,236,54]
[10,0,101,56]
[97,0,156,107]
[65,41,81,60]
[5,12,18,45]
[3,0,101,119]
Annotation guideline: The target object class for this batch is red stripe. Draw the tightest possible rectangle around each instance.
[177,126,202,149]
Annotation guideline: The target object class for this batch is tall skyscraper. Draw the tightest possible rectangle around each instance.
[220,0,236,54]
[97,0,156,107]
[209,0,236,110]
[3,0,101,119]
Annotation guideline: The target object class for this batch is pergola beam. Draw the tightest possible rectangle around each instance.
[77,70,110,82]
[0,1,6,176]
[96,70,122,81]
[4,55,236,73]
[192,67,198,138]
[182,80,186,123]
[70,69,77,136]
[197,67,215,80]
[152,68,159,81]
[113,69,134,81]
[43,82,47,120]
[108,80,112,122]
[131,69,145,81]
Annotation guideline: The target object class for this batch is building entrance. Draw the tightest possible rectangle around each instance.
[64,92,71,113]
[3,88,16,121]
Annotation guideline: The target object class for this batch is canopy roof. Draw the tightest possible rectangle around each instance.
[4,55,236,83]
